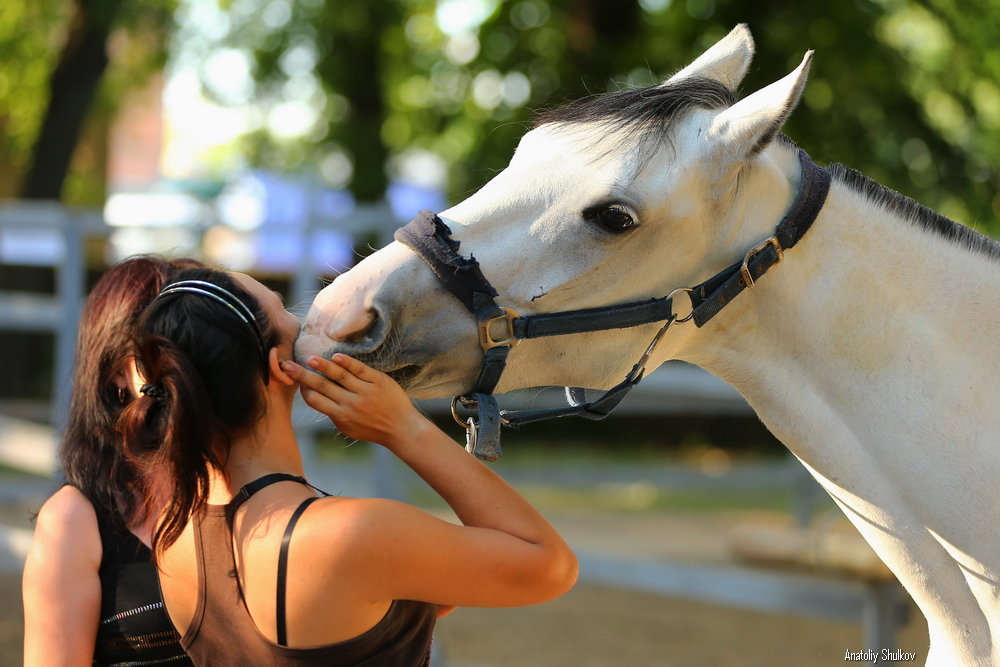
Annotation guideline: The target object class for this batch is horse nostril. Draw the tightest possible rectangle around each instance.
[340,308,380,343]
[307,271,389,352]
[322,304,385,349]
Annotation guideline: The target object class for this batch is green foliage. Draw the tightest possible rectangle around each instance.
[6,0,1000,227]
[195,0,1000,234]
[0,0,67,180]
[0,0,175,202]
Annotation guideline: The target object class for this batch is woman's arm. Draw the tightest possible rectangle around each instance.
[283,355,578,608]
[23,485,102,666]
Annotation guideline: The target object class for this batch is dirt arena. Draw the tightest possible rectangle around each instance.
[3,437,931,666]
[3,507,929,666]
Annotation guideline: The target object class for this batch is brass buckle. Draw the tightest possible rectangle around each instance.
[740,236,783,288]
[478,307,521,352]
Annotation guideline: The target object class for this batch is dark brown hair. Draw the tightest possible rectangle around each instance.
[117,267,280,555]
[60,255,204,532]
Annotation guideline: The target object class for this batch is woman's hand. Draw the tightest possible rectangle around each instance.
[282,354,427,448]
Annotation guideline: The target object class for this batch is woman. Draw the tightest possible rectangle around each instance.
[121,266,577,664]
[23,256,199,665]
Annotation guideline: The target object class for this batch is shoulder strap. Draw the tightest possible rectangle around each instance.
[275,496,322,647]
[226,473,331,525]
[227,473,306,518]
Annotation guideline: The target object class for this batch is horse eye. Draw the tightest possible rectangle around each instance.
[594,205,636,233]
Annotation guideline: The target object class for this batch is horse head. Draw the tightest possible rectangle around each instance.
[297,25,813,399]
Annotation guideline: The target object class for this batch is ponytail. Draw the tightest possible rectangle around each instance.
[60,256,205,533]
[117,268,278,556]
[117,335,220,552]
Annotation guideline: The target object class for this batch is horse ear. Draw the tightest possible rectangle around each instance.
[666,24,755,90]
[707,51,813,159]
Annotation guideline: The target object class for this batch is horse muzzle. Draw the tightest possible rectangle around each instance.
[294,241,484,396]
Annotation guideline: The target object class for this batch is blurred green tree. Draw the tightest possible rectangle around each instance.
[0,0,175,203]
[6,0,999,234]
[209,0,999,235]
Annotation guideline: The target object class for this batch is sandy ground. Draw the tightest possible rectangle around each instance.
[435,582,929,667]
[1,456,931,666]
[3,505,929,667]
[1,567,930,667]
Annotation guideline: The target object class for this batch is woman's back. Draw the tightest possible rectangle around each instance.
[157,476,436,664]
[23,256,204,666]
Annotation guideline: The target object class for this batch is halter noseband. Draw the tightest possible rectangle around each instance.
[395,149,831,461]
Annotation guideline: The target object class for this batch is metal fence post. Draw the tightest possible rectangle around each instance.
[51,216,85,435]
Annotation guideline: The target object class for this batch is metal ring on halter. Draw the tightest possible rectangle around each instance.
[451,395,477,428]
[667,287,695,323]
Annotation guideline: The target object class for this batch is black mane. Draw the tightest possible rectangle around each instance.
[534,76,737,132]
[829,163,1000,261]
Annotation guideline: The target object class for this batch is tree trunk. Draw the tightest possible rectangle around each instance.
[20,0,123,200]
[317,0,401,203]
[564,0,640,96]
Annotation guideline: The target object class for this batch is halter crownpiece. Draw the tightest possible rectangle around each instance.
[395,148,831,461]
[153,279,271,383]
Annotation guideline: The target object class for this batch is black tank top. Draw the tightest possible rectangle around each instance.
[180,473,438,666]
[92,512,192,666]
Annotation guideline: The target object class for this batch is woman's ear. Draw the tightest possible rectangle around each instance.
[268,347,296,386]
[126,356,146,398]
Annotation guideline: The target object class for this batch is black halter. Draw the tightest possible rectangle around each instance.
[395,149,831,461]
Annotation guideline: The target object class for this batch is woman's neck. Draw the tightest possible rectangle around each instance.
[207,389,305,504]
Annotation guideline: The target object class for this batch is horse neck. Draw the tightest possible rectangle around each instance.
[677,158,1000,462]
[675,160,1000,660]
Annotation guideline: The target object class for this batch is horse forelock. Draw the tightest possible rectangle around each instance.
[530,77,738,176]
[532,77,1000,263]
[533,76,738,135]
[828,163,1000,262]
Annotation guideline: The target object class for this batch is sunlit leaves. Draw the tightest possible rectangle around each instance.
[167,0,1000,233]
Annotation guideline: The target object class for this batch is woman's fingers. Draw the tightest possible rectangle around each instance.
[330,354,382,383]
[299,387,342,417]
[283,355,416,445]
[306,355,370,393]
[282,360,351,403]
[282,360,361,424]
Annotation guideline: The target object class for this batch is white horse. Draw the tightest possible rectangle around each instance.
[297,25,1000,665]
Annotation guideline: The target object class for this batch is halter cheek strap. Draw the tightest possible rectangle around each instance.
[395,149,831,461]
[395,215,512,399]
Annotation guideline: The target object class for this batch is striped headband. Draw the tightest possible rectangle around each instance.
[153,279,270,382]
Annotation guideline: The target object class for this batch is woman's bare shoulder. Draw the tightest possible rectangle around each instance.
[33,486,101,552]
[26,485,102,577]
[294,496,423,554]
[37,486,98,528]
